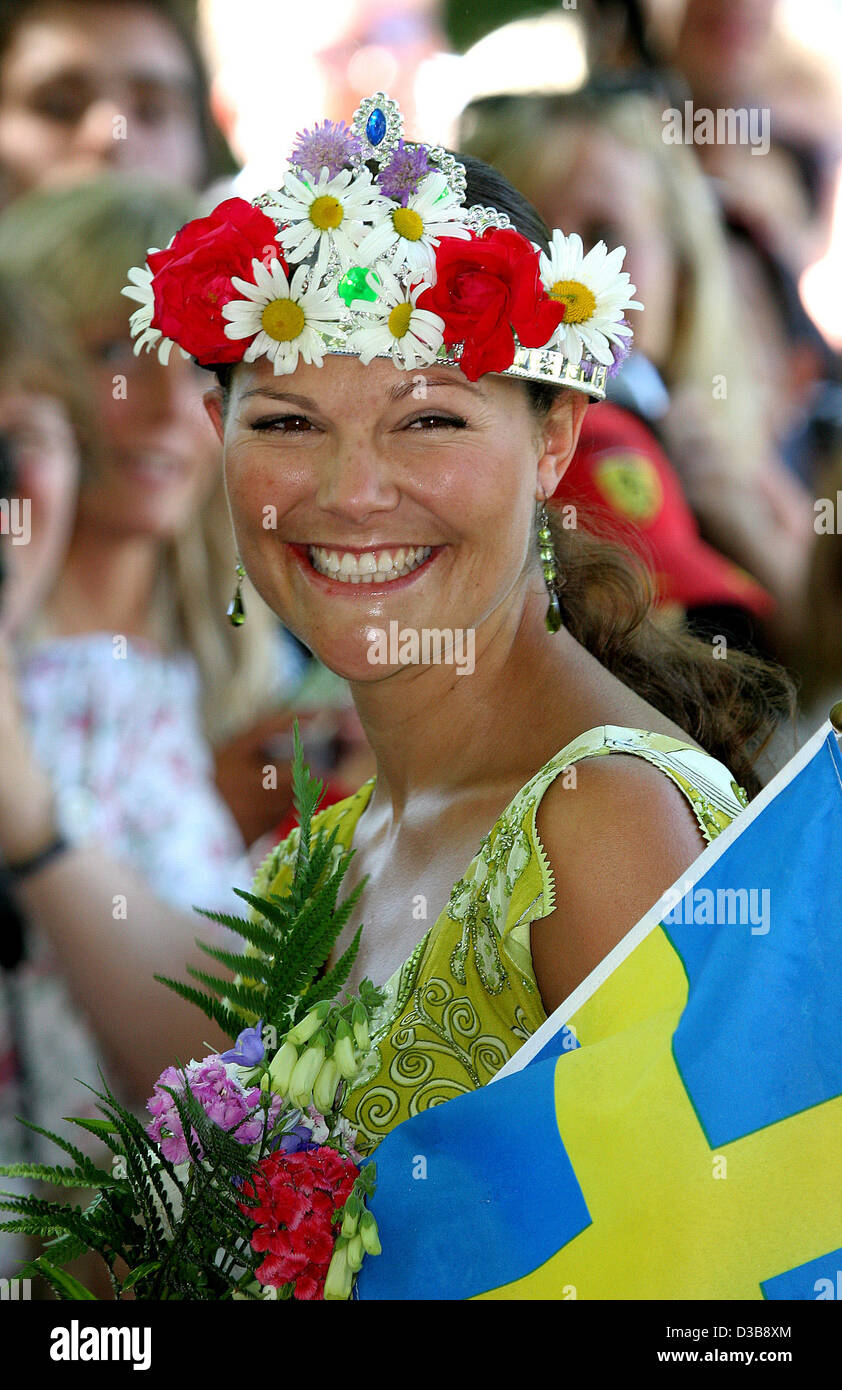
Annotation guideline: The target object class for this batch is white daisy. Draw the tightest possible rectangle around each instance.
[264,167,385,279]
[355,171,471,278]
[538,230,643,367]
[121,259,187,365]
[221,257,344,375]
[347,267,445,370]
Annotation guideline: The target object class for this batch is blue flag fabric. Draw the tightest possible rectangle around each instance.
[357,725,842,1300]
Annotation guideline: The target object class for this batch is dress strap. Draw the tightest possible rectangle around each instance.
[493,725,747,960]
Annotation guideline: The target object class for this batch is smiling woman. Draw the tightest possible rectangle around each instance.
[122,94,795,1155]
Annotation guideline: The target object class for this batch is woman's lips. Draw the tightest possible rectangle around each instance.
[289,542,442,594]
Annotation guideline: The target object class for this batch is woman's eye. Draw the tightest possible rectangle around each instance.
[405,414,467,430]
[250,415,314,433]
[32,86,88,124]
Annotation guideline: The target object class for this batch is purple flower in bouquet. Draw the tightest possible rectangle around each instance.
[146,1056,282,1164]
[220,1020,266,1068]
[273,1123,318,1155]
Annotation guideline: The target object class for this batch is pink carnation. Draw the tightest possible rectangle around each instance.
[146,1056,281,1164]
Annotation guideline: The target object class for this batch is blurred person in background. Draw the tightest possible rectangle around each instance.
[654,0,842,278]
[0,177,311,1179]
[315,0,446,137]
[459,85,815,663]
[0,0,358,845]
[0,0,232,205]
[0,280,88,646]
[0,271,87,1277]
[647,0,842,490]
[199,0,450,200]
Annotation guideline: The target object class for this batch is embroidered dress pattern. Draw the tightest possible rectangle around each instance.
[249,726,748,1153]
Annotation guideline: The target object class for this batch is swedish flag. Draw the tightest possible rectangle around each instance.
[357,722,842,1300]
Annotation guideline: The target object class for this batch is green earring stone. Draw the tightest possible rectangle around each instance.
[545,592,562,633]
[227,588,245,626]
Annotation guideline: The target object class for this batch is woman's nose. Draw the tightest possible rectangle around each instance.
[73,96,125,160]
[315,438,400,521]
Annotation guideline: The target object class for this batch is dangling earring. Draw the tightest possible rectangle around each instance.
[537,502,562,633]
[227,559,246,626]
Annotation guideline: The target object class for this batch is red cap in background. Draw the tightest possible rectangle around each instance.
[553,402,774,617]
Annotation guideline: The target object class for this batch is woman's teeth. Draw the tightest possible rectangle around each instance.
[308,545,432,584]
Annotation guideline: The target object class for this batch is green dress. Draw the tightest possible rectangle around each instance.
[249,724,749,1155]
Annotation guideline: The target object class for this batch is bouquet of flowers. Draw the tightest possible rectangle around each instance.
[0,725,383,1301]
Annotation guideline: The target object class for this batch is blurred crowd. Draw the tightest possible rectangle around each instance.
[0,0,840,1281]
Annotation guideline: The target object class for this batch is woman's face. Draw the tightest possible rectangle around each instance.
[77,317,220,540]
[208,354,583,684]
[531,124,677,366]
[0,0,205,203]
[0,386,80,638]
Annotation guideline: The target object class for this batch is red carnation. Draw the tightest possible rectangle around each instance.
[417,228,565,381]
[148,198,285,365]
[239,1146,359,1300]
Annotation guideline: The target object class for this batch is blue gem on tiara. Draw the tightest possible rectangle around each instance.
[365,107,387,147]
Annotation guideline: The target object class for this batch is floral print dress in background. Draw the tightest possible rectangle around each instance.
[0,631,300,1271]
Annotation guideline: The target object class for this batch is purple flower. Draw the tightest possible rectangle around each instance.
[378,141,430,206]
[273,1124,318,1155]
[220,1020,266,1068]
[146,1056,282,1165]
[607,325,632,377]
[290,120,362,178]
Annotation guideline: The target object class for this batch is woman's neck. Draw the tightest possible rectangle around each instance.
[41,521,165,645]
[347,584,589,821]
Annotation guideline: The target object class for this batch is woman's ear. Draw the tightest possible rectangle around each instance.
[535,390,589,501]
[203,387,225,444]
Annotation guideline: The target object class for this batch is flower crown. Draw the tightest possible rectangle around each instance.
[122,92,642,397]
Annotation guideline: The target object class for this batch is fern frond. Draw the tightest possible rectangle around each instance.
[193,941,273,977]
[67,1117,123,1148]
[152,976,244,1037]
[0,1162,116,1189]
[298,924,363,1009]
[181,969,273,1016]
[32,1256,98,1300]
[4,1116,112,1181]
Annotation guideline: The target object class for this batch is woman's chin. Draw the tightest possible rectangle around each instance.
[305,643,408,686]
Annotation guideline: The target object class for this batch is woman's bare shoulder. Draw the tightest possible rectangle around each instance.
[530,754,707,1013]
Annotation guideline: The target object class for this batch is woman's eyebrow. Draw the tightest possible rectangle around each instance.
[238,389,318,408]
[387,377,483,402]
[239,378,484,409]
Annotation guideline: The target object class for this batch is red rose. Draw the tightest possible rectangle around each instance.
[148,198,285,365]
[417,228,565,381]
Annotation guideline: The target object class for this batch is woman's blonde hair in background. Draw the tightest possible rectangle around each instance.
[0,174,283,746]
[458,89,768,480]
[0,266,97,478]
